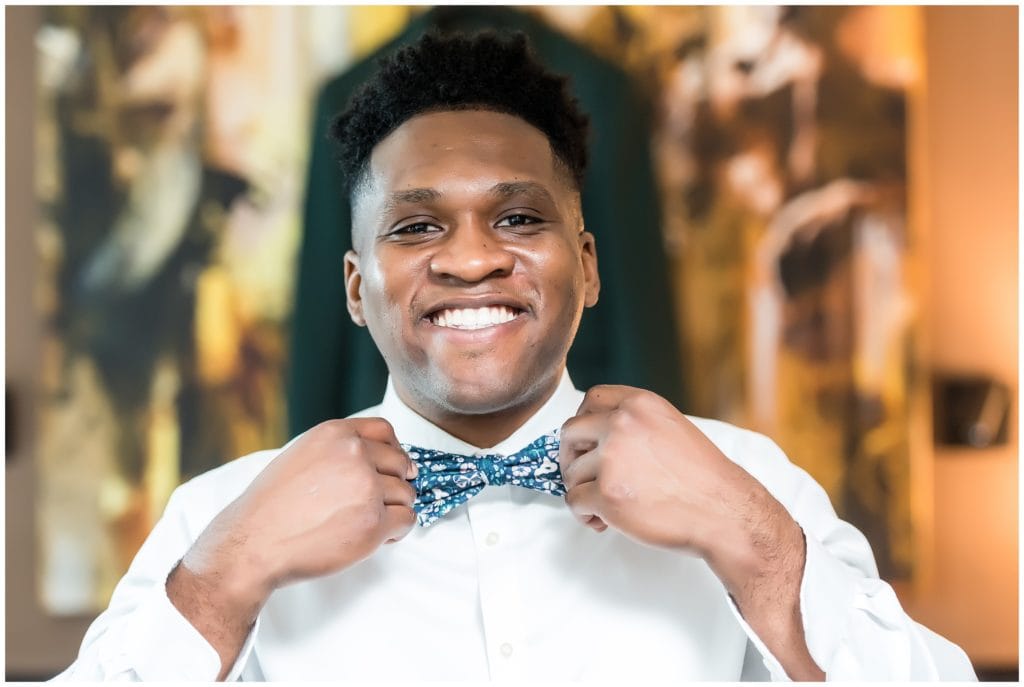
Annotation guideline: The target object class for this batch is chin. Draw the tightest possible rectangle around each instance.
[435,378,527,416]
[427,362,554,416]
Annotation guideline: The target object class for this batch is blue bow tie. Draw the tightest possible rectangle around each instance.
[402,431,565,527]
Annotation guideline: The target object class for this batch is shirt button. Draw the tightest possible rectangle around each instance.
[485,531,500,546]
[500,643,514,658]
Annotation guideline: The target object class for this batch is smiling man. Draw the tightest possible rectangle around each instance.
[59,31,974,682]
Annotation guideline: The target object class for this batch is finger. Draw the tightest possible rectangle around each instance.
[382,504,417,543]
[559,412,608,474]
[368,442,417,480]
[564,481,602,525]
[560,412,610,450]
[561,448,601,491]
[380,474,417,507]
[352,417,402,449]
[575,385,633,416]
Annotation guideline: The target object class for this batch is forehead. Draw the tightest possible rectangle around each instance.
[366,109,561,194]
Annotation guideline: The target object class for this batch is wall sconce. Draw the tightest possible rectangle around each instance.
[932,374,1012,448]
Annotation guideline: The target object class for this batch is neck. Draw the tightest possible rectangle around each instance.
[396,373,563,449]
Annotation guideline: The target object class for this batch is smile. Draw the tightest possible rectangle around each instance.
[427,305,524,330]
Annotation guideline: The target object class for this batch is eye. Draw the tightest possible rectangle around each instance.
[496,214,543,228]
[391,222,441,236]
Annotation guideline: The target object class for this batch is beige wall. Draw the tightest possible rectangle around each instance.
[6,5,97,677]
[898,6,1019,666]
[4,5,1018,677]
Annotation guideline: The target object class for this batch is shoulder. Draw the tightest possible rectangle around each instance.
[165,448,279,536]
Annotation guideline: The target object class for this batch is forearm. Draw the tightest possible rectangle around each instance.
[166,559,264,680]
[703,488,824,680]
[730,522,823,680]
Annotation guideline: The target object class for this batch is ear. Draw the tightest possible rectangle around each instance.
[579,230,600,308]
[344,250,367,327]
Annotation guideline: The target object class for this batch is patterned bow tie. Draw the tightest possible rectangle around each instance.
[402,431,565,527]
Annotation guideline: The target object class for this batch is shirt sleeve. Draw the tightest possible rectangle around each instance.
[725,430,977,681]
[50,482,262,681]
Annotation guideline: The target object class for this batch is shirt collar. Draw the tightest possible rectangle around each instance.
[379,368,583,455]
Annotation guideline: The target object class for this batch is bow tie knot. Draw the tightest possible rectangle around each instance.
[403,432,564,527]
[476,455,506,486]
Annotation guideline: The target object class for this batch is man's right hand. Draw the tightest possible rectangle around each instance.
[165,417,418,679]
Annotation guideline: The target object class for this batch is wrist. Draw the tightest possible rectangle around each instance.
[701,484,805,608]
[169,554,267,630]
[177,527,277,621]
[166,555,266,680]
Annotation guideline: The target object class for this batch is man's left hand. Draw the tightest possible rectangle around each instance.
[559,385,790,565]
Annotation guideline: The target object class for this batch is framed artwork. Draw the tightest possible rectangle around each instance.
[33,5,924,615]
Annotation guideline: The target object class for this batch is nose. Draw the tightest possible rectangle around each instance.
[429,219,515,283]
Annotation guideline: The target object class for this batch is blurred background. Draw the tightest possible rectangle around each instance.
[5,5,1017,680]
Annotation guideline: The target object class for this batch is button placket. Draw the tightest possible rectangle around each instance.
[464,453,525,680]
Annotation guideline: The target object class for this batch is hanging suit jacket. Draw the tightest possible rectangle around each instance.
[288,6,686,437]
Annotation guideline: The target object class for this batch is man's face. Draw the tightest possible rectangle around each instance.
[345,109,599,418]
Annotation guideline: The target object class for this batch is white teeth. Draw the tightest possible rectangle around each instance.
[430,305,520,330]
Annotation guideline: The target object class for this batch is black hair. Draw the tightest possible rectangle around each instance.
[330,29,591,198]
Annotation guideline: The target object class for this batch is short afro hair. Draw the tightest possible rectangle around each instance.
[330,29,591,198]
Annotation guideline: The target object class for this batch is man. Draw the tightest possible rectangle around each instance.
[59,30,975,681]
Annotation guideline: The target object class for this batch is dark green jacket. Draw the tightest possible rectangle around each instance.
[288,6,686,437]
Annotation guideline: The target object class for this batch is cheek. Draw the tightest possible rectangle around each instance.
[529,243,585,312]
[359,257,415,336]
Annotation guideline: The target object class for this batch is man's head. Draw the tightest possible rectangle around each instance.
[330,30,600,429]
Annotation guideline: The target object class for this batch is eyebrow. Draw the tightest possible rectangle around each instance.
[487,181,557,207]
[380,187,442,217]
[379,181,557,219]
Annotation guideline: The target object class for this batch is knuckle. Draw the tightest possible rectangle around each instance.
[309,419,350,440]
[337,434,366,457]
[621,393,645,412]
[560,414,581,435]
[597,477,628,503]
[583,385,609,404]
[609,408,634,432]
[359,416,393,435]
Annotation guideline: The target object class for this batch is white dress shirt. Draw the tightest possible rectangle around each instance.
[56,371,976,681]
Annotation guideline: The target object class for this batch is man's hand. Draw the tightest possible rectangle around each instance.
[558,385,771,554]
[559,385,824,680]
[167,417,418,679]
